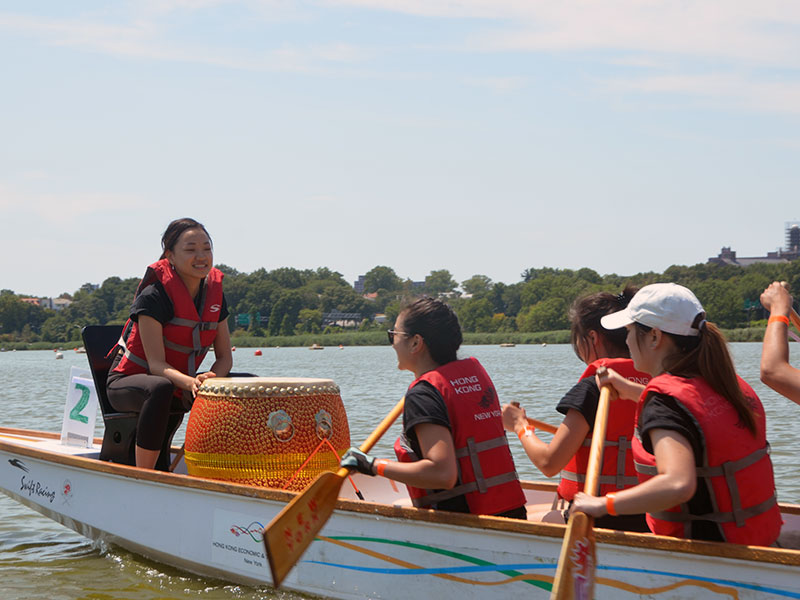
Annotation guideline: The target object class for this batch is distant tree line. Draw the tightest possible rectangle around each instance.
[2,260,798,344]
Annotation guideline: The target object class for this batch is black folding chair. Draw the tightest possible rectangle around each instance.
[81,325,184,471]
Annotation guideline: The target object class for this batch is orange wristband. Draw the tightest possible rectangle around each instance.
[769,314,790,326]
[606,493,618,516]
[517,425,535,440]
[375,459,388,477]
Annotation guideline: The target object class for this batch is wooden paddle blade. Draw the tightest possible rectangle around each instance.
[550,512,596,600]
[264,468,348,588]
[264,397,405,588]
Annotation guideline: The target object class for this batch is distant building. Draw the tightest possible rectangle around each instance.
[709,222,800,266]
[353,275,366,294]
[19,297,73,310]
[41,298,73,311]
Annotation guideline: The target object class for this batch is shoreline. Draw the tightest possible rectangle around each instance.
[0,326,770,351]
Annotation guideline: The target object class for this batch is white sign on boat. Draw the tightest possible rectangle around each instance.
[59,367,98,449]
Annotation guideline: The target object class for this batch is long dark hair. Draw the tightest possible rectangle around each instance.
[633,318,757,435]
[160,218,212,259]
[569,286,638,361]
[400,297,462,366]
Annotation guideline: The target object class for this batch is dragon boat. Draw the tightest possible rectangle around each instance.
[1,426,799,600]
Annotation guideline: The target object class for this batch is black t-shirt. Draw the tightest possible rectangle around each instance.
[638,392,723,542]
[401,380,470,513]
[556,377,600,429]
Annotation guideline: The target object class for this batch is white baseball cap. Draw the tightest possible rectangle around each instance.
[600,283,706,336]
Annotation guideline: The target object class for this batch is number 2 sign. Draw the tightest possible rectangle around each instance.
[61,367,99,448]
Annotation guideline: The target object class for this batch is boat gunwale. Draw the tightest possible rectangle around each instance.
[2,426,799,568]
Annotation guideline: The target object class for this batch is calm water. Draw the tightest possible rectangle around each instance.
[1,344,798,599]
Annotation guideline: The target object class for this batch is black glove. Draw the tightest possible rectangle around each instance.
[341,447,376,476]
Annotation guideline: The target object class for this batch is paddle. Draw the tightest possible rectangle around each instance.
[527,417,558,435]
[550,368,612,600]
[509,401,558,434]
[264,396,405,588]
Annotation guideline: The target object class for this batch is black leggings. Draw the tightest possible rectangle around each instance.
[107,372,255,451]
[107,373,178,450]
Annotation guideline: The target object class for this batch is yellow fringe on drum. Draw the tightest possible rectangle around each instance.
[184,448,349,490]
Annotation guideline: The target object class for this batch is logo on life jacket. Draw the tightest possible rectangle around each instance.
[209,304,221,312]
[479,386,496,409]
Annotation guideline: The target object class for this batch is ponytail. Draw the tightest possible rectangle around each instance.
[662,322,757,435]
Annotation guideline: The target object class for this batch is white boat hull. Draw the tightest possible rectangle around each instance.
[2,428,799,599]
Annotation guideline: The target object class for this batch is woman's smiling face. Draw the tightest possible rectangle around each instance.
[165,227,213,284]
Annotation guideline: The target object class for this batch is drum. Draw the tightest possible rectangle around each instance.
[184,377,350,490]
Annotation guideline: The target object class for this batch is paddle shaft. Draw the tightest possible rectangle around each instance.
[264,397,405,588]
[526,417,558,435]
[509,402,558,434]
[582,384,611,497]
[550,382,612,600]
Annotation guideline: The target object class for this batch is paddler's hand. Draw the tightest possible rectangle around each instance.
[191,371,217,397]
[595,367,640,401]
[341,447,377,476]
[501,401,527,434]
[571,491,608,518]
[760,281,793,316]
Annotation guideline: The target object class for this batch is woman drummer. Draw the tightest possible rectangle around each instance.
[571,283,781,545]
[107,218,233,469]
[341,297,527,518]
[759,281,800,405]
[501,287,651,531]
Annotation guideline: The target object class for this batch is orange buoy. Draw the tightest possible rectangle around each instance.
[254,349,262,356]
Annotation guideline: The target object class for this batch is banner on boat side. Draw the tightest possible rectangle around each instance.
[211,508,268,577]
[60,367,99,448]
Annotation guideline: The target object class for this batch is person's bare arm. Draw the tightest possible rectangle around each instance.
[760,282,800,405]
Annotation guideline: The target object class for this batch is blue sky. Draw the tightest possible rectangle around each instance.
[3,1,800,297]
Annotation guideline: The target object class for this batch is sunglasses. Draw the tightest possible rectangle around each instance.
[387,330,413,344]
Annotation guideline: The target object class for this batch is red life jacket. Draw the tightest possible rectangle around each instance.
[394,358,525,515]
[632,374,781,545]
[112,259,224,380]
[557,358,650,501]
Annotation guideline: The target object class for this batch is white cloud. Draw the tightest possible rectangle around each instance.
[330,1,800,67]
[606,73,800,115]
[0,182,153,222]
[3,1,800,114]
[0,11,368,73]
